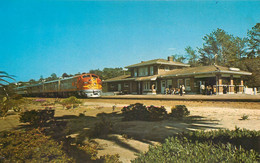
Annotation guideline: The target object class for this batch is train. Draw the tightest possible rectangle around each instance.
[16,73,102,98]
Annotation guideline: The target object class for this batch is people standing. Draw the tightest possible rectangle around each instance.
[180,85,183,96]
[182,85,185,95]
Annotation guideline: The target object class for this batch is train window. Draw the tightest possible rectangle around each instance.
[83,75,91,78]
[92,75,98,78]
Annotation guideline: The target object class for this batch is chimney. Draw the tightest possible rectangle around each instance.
[167,56,173,61]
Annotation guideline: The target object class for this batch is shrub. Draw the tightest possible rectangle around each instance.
[0,129,73,162]
[60,96,82,109]
[169,105,190,118]
[121,103,167,121]
[179,127,260,153]
[0,97,9,117]
[0,96,27,117]
[122,103,149,121]
[90,114,113,137]
[132,136,259,163]
[147,105,168,121]
[20,109,55,127]
[241,114,249,120]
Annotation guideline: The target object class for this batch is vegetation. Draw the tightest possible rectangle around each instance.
[122,103,191,121]
[241,114,249,120]
[0,94,26,117]
[121,103,168,121]
[133,129,260,163]
[0,129,73,162]
[60,96,82,109]
[169,105,190,118]
[179,128,260,153]
[0,71,15,87]
[89,67,130,80]
[90,113,114,137]
[19,109,55,127]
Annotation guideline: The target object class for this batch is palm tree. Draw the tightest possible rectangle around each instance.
[0,71,15,87]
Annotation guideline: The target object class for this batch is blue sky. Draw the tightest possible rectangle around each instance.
[0,0,259,82]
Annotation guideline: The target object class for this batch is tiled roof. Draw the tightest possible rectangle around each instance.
[160,65,252,77]
[125,59,190,68]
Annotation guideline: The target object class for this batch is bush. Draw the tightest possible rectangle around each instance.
[121,103,167,121]
[241,114,249,120]
[133,135,259,163]
[0,97,9,117]
[0,129,73,162]
[169,105,190,118]
[147,105,168,121]
[60,96,82,109]
[20,109,55,127]
[0,96,27,117]
[90,114,113,137]
[179,127,260,153]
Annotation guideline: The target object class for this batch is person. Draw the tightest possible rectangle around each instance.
[165,88,169,95]
[182,85,185,95]
[171,88,175,95]
[180,85,183,96]
[200,84,205,95]
[206,86,209,95]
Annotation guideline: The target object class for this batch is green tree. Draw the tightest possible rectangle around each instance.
[89,68,129,80]
[89,69,103,79]
[246,23,260,58]
[237,57,260,87]
[185,46,199,67]
[39,75,44,82]
[198,28,245,66]
[171,54,186,63]
[28,79,37,84]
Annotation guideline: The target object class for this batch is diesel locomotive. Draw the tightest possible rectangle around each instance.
[16,73,102,97]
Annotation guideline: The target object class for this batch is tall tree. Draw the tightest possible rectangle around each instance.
[171,54,186,63]
[246,23,260,58]
[185,46,199,67]
[198,28,245,66]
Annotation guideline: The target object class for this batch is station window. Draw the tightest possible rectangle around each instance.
[134,68,137,77]
[150,66,154,75]
[138,67,148,76]
[124,83,129,87]
[143,81,150,91]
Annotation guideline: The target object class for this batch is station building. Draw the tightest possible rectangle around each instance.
[103,57,252,95]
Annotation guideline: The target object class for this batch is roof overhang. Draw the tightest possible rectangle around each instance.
[125,61,190,68]
[160,70,252,78]
[103,78,135,83]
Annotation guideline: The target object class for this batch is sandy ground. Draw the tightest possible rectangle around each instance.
[1,98,260,162]
[81,99,260,162]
